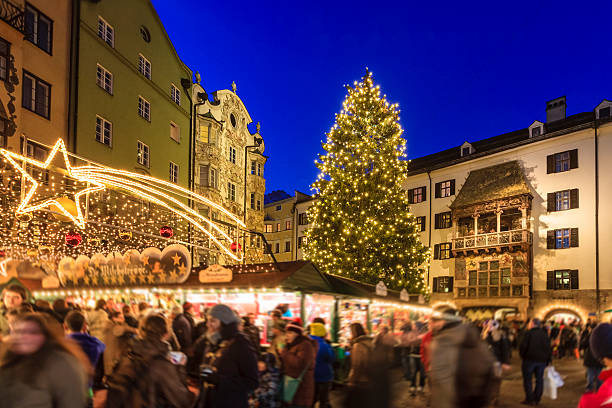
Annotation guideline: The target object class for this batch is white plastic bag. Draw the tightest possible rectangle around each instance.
[543,366,563,400]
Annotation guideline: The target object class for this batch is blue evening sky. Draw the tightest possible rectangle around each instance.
[152,0,612,195]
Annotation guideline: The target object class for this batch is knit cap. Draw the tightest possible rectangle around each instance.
[286,322,304,335]
[208,304,240,325]
[590,323,612,360]
[309,322,327,337]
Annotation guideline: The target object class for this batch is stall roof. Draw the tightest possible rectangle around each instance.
[324,274,421,303]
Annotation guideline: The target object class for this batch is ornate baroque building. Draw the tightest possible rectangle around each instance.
[191,79,266,265]
[404,96,612,322]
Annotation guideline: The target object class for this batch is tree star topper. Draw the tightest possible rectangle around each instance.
[0,139,105,229]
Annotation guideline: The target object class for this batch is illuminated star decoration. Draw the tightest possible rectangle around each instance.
[0,139,105,229]
[0,139,247,261]
[171,253,181,266]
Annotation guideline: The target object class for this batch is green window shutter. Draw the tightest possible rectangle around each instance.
[547,230,555,249]
[547,154,554,174]
[570,189,579,209]
[570,228,579,247]
[546,271,554,290]
[547,193,555,212]
[570,270,579,290]
[569,149,578,169]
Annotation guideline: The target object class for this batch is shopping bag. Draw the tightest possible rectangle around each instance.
[543,366,562,400]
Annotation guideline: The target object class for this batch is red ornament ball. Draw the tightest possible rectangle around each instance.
[230,242,242,252]
[160,225,174,238]
[65,232,83,247]
[0,250,6,258]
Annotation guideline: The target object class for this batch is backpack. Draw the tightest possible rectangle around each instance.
[105,349,156,408]
[456,325,496,408]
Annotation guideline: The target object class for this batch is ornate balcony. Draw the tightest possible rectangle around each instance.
[0,0,24,32]
[452,229,532,254]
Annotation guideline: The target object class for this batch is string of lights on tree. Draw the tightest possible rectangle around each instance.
[305,69,431,293]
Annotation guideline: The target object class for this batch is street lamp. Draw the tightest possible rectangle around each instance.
[242,135,263,263]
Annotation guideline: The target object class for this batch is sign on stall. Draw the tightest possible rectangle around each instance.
[199,264,233,283]
[400,288,409,302]
[376,281,388,297]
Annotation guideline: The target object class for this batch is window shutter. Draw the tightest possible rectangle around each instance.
[570,270,579,290]
[570,189,579,209]
[450,179,456,195]
[408,189,414,204]
[570,228,579,247]
[434,213,440,229]
[448,277,454,292]
[569,149,578,169]
[422,186,427,201]
[23,74,32,110]
[547,230,555,249]
[546,271,554,290]
[546,154,554,174]
[449,245,454,258]
[199,165,209,187]
[433,244,440,260]
[435,182,441,198]
[547,193,555,212]
[420,217,426,232]
[432,277,439,292]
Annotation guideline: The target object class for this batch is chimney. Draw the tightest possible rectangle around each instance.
[546,96,566,123]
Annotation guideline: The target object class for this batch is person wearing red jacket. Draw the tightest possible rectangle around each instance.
[579,323,612,408]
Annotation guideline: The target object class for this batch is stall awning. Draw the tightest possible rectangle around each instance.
[324,274,418,303]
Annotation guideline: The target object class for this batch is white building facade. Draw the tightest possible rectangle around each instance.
[404,97,612,322]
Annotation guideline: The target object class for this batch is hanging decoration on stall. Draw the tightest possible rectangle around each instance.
[230,242,242,252]
[400,288,409,302]
[375,281,388,297]
[118,230,132,242]
[160,225,174,238]
[0,139,246,262]
[57,243,192,287]
[199,264,233,283]
[65,231,83,247]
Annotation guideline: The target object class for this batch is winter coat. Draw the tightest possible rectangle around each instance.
[519,327,552,363]
[486,330,511,364]
[87,309,109,340]
[280,334,317,406]
[581,329,605,369]
[347,335,374,385]
[172,313,193,353]
[420,330,433,372]
[108,337,194,408]
[205,325,260,408]
[249,367,281,408]
[0,350,88,408]
[124,314,139,329]
[0,312,9,337]
[102,320,137,376]
[579,369,612,408]
[68,332,105,367]
[312,335,335,383]
[429,322,470,408]
[243,323,261,353]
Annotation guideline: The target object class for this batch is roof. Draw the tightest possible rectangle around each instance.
[325,274,421,303]
[450,161,532,209]
[408,112,595,173]
[264,190,292,205]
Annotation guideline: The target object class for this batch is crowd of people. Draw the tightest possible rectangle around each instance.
[3,282,612,408]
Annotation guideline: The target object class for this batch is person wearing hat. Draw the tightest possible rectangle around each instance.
[310,322,335,408]
[519,318,552,406]
[579,323,612,407]
[278,321,317,408]
[195,303,259,408]
[171,304,193,355]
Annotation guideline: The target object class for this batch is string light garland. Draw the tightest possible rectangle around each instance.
[305,69,431,293]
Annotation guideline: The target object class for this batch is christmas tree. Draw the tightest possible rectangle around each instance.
[305,70,430,293]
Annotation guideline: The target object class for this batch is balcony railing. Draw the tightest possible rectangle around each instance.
[453,229,532,251]
[0,0,24,32]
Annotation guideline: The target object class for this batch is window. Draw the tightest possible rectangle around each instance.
[468,271,477,286]
[531,127,541,138]
[435,212,452,229]
[25,4,52,53]
[251,161,256,175]
[547,189,579,212]
[137,141,149,167]
[298,213,308,225]
[257,199,261,211]
[599,106,611,119]
[96,64,113,94]
[286,220,291,230]
[228,146,236,164]
[298,236,307,248]
[227,182,236,201]
[257,163,262,176]
[95,116,112,147]
[276,223,281,232]
[199,165,217,188]
[0,38,9,81]
[24,140,48,181]
[547,149,578,173]
[138,96,150,121]
[139,25,151,43]
[97,16,114,47]
[169,162,178,183]
[171,84,180,105]
[547,228,578,249]
[138,54,151,79]
[433,243,452,260]
[415,216,426,232]
[170,122,180,143]
[408,186,426,204]
[432,276,453,293]
[275,243,280,253]
[501,268,511,285]
[200,123,215,144]
[210,168,217,189]
[250,193,255,209]
[285,241,291,252]
[462,147,471,156]
[547,270,579,290]
[22,71,50,118]
[276,205,281,211]
[265,224,273,233]
[435,180,455,198]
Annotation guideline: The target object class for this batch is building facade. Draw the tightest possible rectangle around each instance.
[404,97,612,322]
[191,80,266,265]
[263,190,314,262]
[0,0,72,154]
[72,0,192,187]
